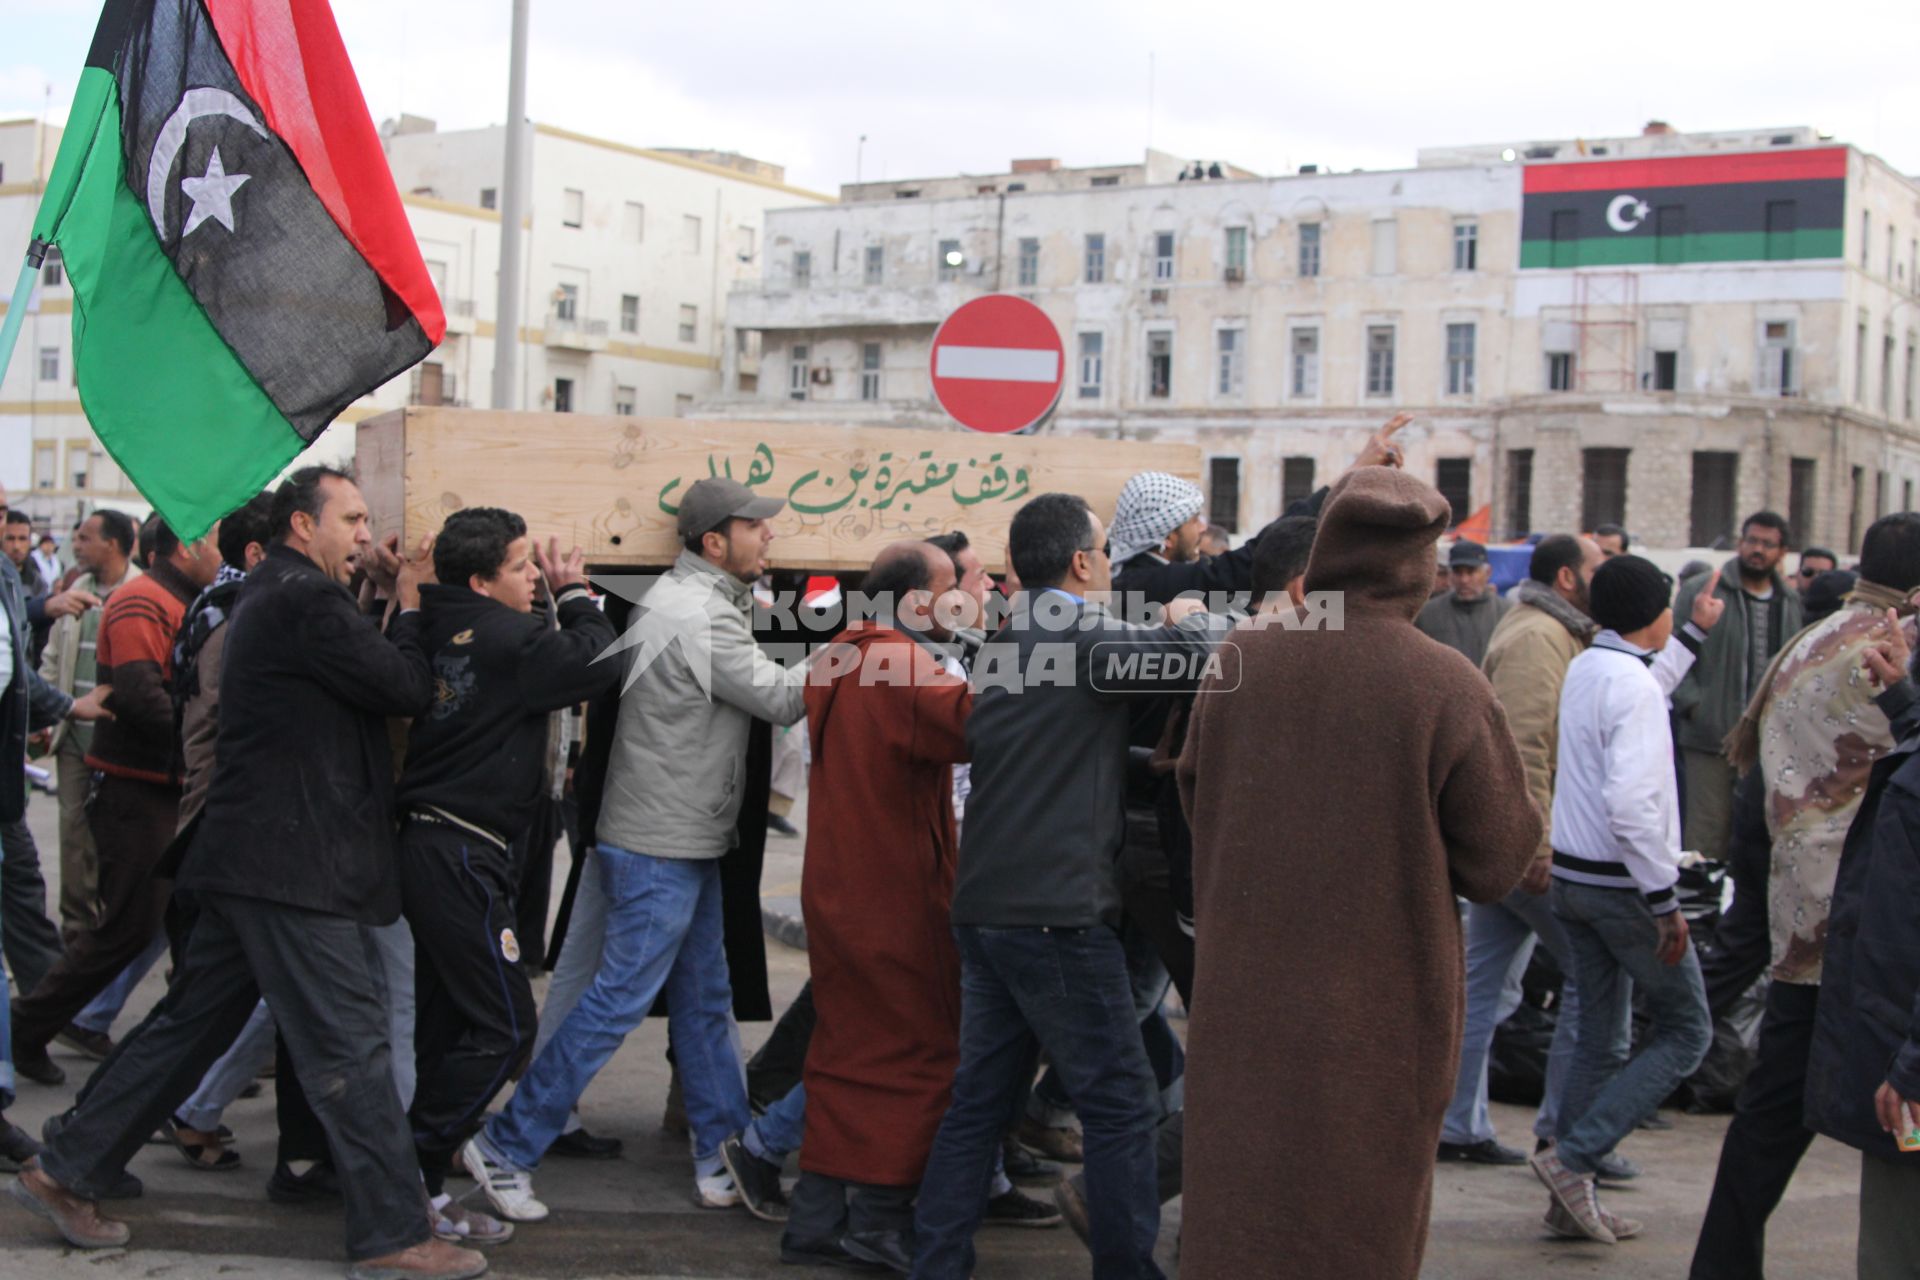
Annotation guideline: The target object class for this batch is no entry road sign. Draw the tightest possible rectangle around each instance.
[929,294,1065,434]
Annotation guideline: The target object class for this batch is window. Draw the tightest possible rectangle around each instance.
[1907,339,1916,420]
[738,226,756,260]
[678,304,698,344]
[1858,320,1870,404]
[1147,331,1173,398]
[624,201,644,243]
[1077,332,1104,399]
[1208,457,1241,533]
[1907,478,1916,514]
[1290,327,1320,398]
[1452,221,1478,272]
[1582,448,1630,531]
[1651,350,1678,392]
[1216,327,1245,397]
[1153,232,1175,281]
[68,442,89,491]
[1850,465,1867,551]
[619,294,639,334]
[1789,458,1818,547]
[1084,234,1106,284]
[1282,457,1316,511]
[793,249,812,288]
[1550,210,1580,268]
[33,441,55,491]
[1017,238,1039,287]
[864,244,884,285]
[42,251,63,287]
[1445,322,1476,396]
[1505,450,1535,538]
[614,385,636,416]
[38,347,59,382]
[1888,226,1897,278]
[1365,326,1395,396]
[1654,205,1686,265]
[553,378,574,413]
[1759,320,1797,395]
[561,188,583,228]
[1090,174,1120,187]
[1690,452,1738,547]
[1298,223,1321,277]
[1370,219,1397,275]
[1224,226,1248,279]
[479,187,497,211]
[551,282,579,323]
[789,344,809,401]
[937,239,962,283]
[1765,201,1796,260]
[1547,351,1576,391]
[1861,210,1871,269]
[675,393,693,417]
[860,343,882,402]
[1883,334,1897,416]
[683,215,702,252]
[1436,459,1472,523]
[1877,470,1889,520]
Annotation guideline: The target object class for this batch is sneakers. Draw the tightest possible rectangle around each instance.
[430,1196,515,1245]
[268,1159,340,1205]
[54,1025,114,1061]
[1437,1138,1526,1166]
[718,1134,788,1222]
[1013,1116,1083,1164]
[346,1238,488,1280]
[0,1120,42,1173]
[7,1160,131,1249]
[1528,1148,1615,1245]
[693,1169,740,1209]
[12,1044,65,1087]
[1546,1199,1643,1241]
[1593,1150,1642,1183]
[1001,1137,1062,1185]
[460,1137,548,1223]
[545,1127,623,1160]
[983,1186,1061,1228]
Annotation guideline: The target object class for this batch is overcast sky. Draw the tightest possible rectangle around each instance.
[3,0,1916,195]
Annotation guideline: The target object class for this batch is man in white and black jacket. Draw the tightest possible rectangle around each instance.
[395,508,617,1238]
[1530,554,1714,1247]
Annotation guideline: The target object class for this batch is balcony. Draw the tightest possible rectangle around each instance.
[725,274,991,332]
[544,312,609,352]
[442,297,477,335]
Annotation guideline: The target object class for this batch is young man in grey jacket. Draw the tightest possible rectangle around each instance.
[466,478,809,1223]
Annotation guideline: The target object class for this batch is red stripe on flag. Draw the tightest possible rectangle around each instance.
[203,0,445,343]
[1522,146,1849,195]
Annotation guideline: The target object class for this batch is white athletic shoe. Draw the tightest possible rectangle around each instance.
[694,1170,740,1209]
[460,1136,549,1223]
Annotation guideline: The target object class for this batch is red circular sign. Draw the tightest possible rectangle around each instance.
[929,295,1065,434]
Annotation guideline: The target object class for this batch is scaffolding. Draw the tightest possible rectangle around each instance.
[1572,270,1640,393]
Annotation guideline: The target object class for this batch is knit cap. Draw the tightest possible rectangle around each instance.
[1109,472,1205,565]
[1589,554,1671,635]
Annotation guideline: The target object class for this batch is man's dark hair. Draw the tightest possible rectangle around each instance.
[683,517,746,556]
[1800,546,1838,569]
[1742,510,1791,548]
[859,543,939,603]
[91,508,136,557]
[37,532,53,545]
[1203,524,1231,545]
[1529,534,1586,587]
[434,507,529,587]
[5,511,32,529]
[217,492,276,571]
[1008,493,1094,589]
[1594,522,1629,549]
[926,530,971,579]
[271,465,354,541]
[1249,517,1317,605]
[1859,513,1920,592]
[144,514,181,564]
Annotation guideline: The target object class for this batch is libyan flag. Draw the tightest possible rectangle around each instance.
[32,0,444,539]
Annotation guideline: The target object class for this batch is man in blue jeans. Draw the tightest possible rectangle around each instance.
[911,493,1231,1280]
[1531,554,1713,1244]
[464,478,810,1223]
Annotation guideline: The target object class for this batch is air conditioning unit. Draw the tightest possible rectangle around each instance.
[810,366,833,385]
[1149,288,1169,304]
[1224,266,1246,283]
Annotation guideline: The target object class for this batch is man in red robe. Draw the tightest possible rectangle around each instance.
[778,542,973,1272]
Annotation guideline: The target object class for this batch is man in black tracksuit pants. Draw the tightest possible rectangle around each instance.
[395,509,617,1210]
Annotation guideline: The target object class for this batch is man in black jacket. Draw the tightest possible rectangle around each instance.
[397,508,616,1235]
[8,468,483,1280]
[912,493,1232,1280]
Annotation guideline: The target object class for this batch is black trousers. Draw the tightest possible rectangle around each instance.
[11,774,179,1051]
[747,981,816,1106]
[1702,825,1772,1022]
[1689,981,1820,1279]
[1,814,65,996]
[37,890,429,1262]
[401,822,536,1192]
[785,1170,916,1246]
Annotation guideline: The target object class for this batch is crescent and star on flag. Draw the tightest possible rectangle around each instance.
[147,87,267,241]
[1606,194,1651,233]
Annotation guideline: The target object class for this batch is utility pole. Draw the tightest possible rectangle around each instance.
[491,0,531,411]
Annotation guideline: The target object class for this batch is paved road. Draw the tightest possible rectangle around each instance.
[2,789,1862,1277]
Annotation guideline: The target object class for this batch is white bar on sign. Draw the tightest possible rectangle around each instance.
[935,345,1060,383]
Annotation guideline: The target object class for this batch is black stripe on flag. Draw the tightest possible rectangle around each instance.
[1521,178,1844,242]
[112,0,429,441]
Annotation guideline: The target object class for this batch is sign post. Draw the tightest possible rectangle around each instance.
[929,295,1065,434]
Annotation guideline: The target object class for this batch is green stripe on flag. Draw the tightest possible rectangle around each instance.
[1520,228,1845,269]
[47,69,304,542]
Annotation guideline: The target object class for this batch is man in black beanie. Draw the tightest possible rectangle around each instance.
[1527,555,1713,1246]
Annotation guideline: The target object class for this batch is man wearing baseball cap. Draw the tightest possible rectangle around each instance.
[1415,540,1512,667]
[464,477,810,1223]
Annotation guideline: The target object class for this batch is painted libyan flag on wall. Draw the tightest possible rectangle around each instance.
[31,0,445,539]
[1519,147,1848,270]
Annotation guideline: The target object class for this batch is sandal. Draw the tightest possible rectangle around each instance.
[431,1196,515,1245]
[165,1115,242,1171]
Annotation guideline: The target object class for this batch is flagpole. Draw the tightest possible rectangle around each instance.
[490,0,530,411]
[0,241,47,389]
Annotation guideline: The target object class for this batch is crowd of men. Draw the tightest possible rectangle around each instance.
[1,421,1918,1280]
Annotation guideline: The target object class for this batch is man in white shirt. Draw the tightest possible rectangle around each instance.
[1530,554,1714,1246]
